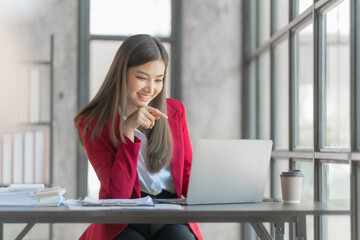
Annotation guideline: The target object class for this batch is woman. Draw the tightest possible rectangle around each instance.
[74,34,203,240]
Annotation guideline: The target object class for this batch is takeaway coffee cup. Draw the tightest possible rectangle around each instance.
[280,170,303,203]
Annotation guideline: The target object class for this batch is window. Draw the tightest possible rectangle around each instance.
[78,0,181,198]
[244,0,359,239]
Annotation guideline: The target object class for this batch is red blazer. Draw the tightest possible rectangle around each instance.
[78,98,203,240]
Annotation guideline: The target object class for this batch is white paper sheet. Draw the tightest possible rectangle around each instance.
[111,204,184,210]
[67,205,112,211]
[82,196,154,206]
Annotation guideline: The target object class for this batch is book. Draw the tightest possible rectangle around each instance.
[24,131,35,183]
[2,134,12,185]
[13,132,24,183]
[37,195,61,204]
[35,186,61,198]
[35,187,66,207]
[35,131,45,183]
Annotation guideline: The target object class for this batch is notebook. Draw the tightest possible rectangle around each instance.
[154,139,273,205]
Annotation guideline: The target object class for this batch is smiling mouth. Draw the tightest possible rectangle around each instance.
[137,93,152,102]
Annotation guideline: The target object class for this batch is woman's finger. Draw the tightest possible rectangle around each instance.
[140,116,152,129]
[140,108,156,128]
[145,106,168,119]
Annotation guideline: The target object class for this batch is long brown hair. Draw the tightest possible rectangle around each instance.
[74,34,173,174]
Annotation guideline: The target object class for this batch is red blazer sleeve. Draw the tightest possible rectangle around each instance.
[179,102,193,197]
[78,118,141,199]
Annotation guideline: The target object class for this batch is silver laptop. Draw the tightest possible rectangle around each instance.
[155,139,273,205]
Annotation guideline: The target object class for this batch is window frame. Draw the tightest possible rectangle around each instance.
[243,0,360,239]
[77,0,182,198]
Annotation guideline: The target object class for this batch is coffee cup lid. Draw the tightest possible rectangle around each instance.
[281,170,303,177]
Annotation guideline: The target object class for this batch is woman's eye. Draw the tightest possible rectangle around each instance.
[156,79,163,82]
[137,76,146,80]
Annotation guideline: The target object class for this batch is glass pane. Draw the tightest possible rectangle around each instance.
[246,0,257,53]
[273,159,289,199]
[89,40,171,100]
[90,0,171,37]
[324,163,350,207]
[90,40,120,99]
[259,51,271,140]
[306,215,314,240]
[325,0,350,148]
[259,0,271,44]
[296,160,314,240]
[274,39,289,149]
[88,162,100,199]
[296,24,313,148]
[264,168,271,198]
[298,0,313,15]
[274,0,289,32]
[323,163,350,239]
[295,161,314,200]
[324,216,350,240]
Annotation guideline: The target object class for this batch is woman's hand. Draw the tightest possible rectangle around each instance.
[123,106,168,141]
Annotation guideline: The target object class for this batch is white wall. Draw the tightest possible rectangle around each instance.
[182,0,243,239]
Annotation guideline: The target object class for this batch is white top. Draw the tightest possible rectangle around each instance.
[134,128,176,195]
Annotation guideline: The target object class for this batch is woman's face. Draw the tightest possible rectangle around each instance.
[125,60,165,116]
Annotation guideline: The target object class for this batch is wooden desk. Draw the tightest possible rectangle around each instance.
[0,200,349,240]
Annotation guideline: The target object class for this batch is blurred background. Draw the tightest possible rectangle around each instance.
[0,0,359,239]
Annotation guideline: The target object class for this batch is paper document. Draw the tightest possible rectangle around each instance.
[82,196,154,206]
[67,203,183,211]
[67,205,112,211]
[9,183,44,192]
[0,191,37,206]
[0,184,66,206]
[112,204,184,210]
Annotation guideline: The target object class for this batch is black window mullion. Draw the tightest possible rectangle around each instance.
[270,45,277,194]
[256,0,260,140]
[313,3,326,239]
[289,2,297,239]
[270,0,276,205]
[350,0,360,239]
[269,3,276,238]
[77,0,90,199]
[289,33,296,155]
[171,0,182,100]
[351,161,360,240]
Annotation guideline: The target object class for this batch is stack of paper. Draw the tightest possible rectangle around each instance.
[8,183,44,192]
[0,184,65,207]
[35,187,66,206]
[0,184,44,206]
[0,191,38,206]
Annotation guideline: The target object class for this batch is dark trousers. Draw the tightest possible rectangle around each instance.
[114,190,196,240]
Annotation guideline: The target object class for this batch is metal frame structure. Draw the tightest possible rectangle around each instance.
[77,0,182,198]
[243,0,359,239]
